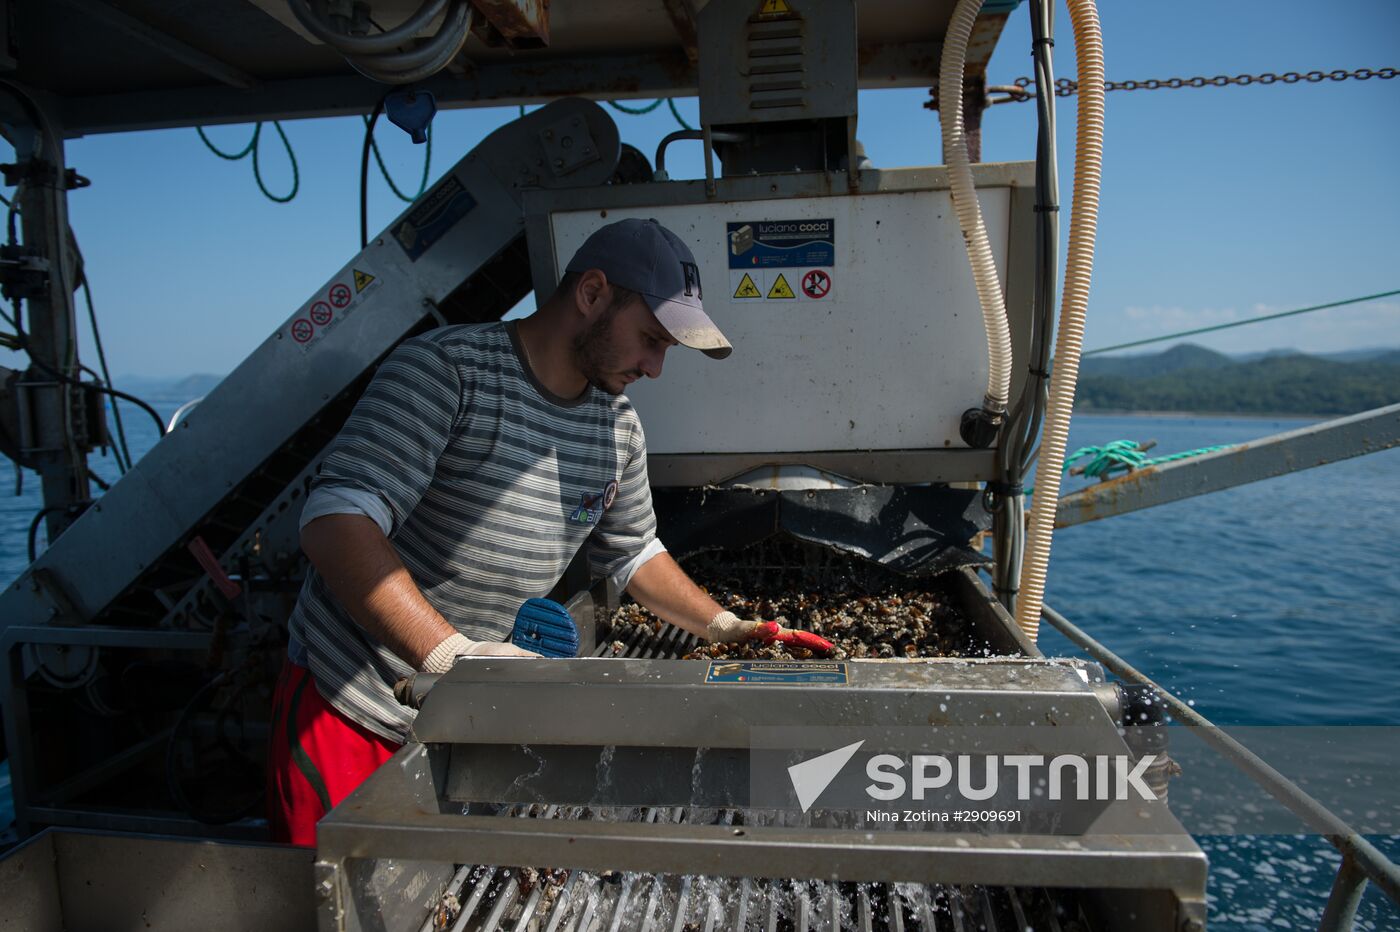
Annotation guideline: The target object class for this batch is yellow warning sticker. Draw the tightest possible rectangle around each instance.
[353,269,376,292]
[733,273,762,299]
[767,273,796,299]
[758,0,792,15]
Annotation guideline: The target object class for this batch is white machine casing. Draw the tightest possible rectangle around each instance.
[529,164,1035,475]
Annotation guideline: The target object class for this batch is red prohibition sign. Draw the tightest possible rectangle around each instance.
[309,301,333,326]
[328,283,353,308]
[802,269,831,299]
[291,319,315,343]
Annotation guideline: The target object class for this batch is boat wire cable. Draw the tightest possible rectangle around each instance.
[67,229,135,473]
[6,296,167,438]
[992,0,1058,610]
[1015,0,1105,642]
[80,275,133,474]
[286,0,472,85]
[0,82,89,473]
[1083,288,1400,357]
[360,98,387,249]
[27,502,90,561]
[1040,602,1400,909]
[362,113,433,203]
[195,122,300,203]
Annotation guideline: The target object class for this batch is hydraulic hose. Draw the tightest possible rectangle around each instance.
[287,0,471,84]
[1013,0,1105,641]
[289,0,449,54]
[939,0,1013,416]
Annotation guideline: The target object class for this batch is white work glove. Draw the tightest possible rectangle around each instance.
[420,633,539,673]
[705,610,768,644]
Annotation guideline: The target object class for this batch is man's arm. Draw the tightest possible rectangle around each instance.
[623,551,725,640]
[301,514,534,668]
[625,551,783,644]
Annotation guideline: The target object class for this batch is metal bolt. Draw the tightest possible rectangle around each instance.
[554,158,565,168]
[543,129,553,140]
[560,135,573,149]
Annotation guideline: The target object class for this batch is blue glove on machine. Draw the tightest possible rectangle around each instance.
[511,598,579,658]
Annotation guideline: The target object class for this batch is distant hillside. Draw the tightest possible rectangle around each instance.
[115,373,224,400]
[1076,344,1400,415]
[1080,344,1234,378]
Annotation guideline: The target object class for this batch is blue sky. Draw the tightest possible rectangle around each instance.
[3,0,1397,378]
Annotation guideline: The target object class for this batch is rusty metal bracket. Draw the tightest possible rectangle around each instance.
[1055,402,1400,527]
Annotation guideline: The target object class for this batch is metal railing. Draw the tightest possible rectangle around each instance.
[1041,604,1400,932]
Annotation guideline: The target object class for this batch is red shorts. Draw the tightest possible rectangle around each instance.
[267,659,401,846]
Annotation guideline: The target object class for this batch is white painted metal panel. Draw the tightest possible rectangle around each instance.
[549,188,1012,454]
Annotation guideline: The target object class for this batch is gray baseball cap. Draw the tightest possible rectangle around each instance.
[565,218,732,359]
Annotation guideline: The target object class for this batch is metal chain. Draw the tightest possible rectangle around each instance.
[996,66,1397,103]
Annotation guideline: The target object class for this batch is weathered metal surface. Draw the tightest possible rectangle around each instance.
[525,164,1036,474]
[1055,403,1400,527]
[411,656,1104,746]
[662,0,700,64]
[698,0,857,126]
[0,830,314,932]
[319,746,1205,895]
[472,0,550,46]
[55,0,261,89]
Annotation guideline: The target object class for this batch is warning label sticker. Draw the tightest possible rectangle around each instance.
[728,219,834,270]
[328,283,353,308]
[802,269,831,299]
[285,269,383,352]
[705,660,849,685]
[732,272,762,299]
[756,0,793,16]
[729,267,834,304]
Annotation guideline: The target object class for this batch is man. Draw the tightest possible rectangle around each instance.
[268,219,781,845]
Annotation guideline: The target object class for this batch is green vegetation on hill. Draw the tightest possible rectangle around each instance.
[1075,345,1400,415]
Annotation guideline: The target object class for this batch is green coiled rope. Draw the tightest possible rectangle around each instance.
[196,122,300,203]
[1063,440,1236,480]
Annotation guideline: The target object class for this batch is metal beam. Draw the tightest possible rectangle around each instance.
[649,449,997,487]
[661,0,700,65]
[55,0,261,90]
[57,42,944,136]
[1055,403,1400,528]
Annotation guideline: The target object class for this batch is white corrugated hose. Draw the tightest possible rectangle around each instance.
[1014,0,1106,641]
[939,0,1013,412]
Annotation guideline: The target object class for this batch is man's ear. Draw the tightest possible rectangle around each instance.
[574,269,611,321]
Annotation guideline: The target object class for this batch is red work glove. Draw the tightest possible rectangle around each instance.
[705,611,835,655]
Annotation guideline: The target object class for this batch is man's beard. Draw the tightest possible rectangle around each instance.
[573,304,640,396]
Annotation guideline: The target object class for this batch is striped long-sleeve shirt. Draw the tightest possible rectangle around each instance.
[288,321,663,742]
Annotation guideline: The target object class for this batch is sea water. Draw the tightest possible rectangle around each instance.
[1,403,1397,929]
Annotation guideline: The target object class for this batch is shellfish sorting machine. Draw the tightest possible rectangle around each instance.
[314,577,1204,932]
